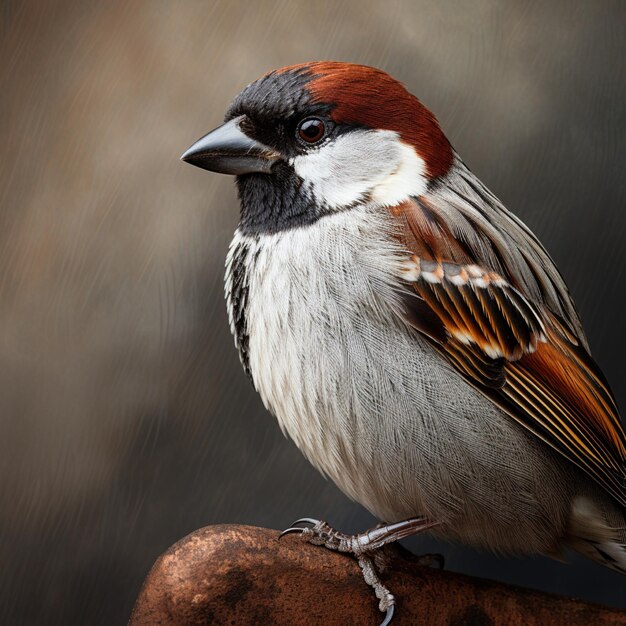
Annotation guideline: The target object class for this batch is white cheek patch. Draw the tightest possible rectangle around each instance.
[369,140,428,206]
[291,129,428,210]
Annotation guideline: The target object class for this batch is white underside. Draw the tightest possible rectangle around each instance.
[226,205,626,564]
[290,129,428,210]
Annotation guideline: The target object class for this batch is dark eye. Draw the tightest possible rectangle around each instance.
[297,118,326,144]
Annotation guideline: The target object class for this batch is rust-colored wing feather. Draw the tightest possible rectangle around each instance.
[391,195,626,506]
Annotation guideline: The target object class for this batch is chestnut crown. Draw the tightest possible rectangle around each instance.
[183,62,454,233]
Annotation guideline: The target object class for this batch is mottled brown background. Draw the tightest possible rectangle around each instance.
[1,1,624,624]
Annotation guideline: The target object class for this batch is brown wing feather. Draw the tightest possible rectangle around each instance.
[392,197,626,506]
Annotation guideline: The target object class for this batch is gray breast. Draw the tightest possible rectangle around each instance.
[225,207,573,555]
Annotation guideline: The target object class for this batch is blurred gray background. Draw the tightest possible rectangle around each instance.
[1,1,625,624]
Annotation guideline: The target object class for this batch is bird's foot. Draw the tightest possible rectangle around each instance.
[280,516,438,625]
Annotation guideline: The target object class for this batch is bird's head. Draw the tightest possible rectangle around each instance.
[182,62,453,234]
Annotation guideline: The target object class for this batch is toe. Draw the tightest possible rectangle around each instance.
[292,517,321,527]
[379,603,394,626]
[278,517,323,540]
[278,527,307,539]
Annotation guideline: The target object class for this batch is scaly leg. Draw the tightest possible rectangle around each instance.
[280,517,439,625]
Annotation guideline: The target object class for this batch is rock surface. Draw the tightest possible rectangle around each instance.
[129,524,626,625]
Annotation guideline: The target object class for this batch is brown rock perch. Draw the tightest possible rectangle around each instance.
[129,524,626,626]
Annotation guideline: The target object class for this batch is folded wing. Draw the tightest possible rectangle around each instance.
[391,193,626,506]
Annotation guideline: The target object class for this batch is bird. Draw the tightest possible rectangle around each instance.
[181,61,626,625]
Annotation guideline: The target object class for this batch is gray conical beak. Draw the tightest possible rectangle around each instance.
[181,116,280,175]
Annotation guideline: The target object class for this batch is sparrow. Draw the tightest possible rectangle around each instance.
[182,62,626,625]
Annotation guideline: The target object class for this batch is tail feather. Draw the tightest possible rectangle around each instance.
[567,496,626,574]
[573,538,626,574]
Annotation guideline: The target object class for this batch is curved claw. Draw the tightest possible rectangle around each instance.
[278,517,322,539]
[278,526,307,539]
[291,517,321,526]
[379,603,394,626]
